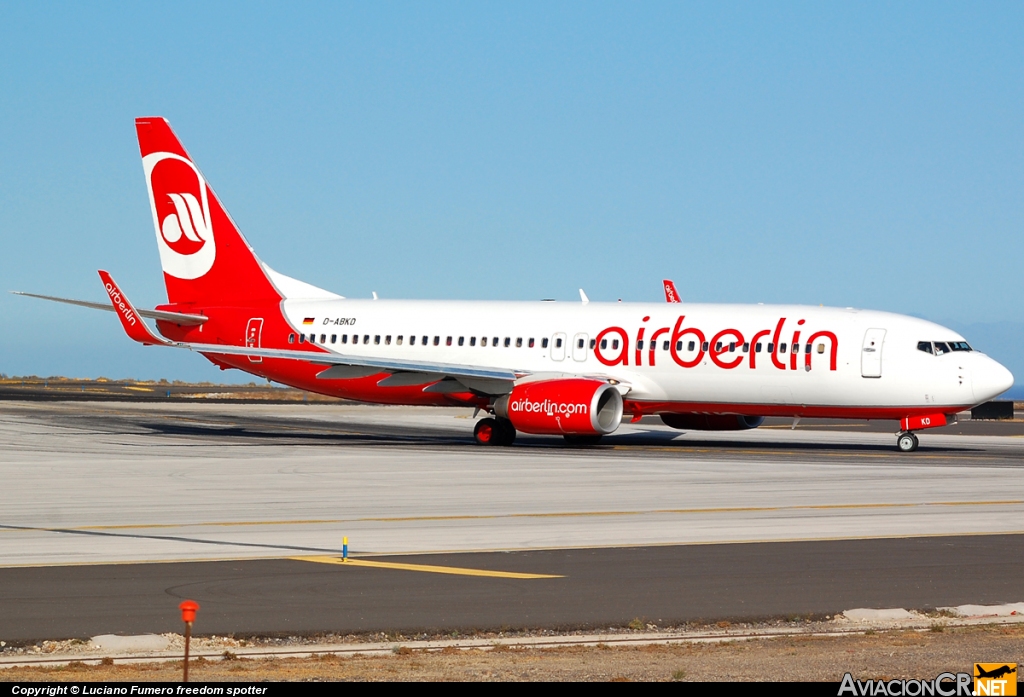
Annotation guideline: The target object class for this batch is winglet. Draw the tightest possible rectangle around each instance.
[97,270,169,345]
[663,279,681,303]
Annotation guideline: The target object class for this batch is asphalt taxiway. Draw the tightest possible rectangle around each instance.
[1,401,1022,640]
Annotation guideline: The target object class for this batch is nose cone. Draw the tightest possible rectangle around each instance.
[973,355,1015,402]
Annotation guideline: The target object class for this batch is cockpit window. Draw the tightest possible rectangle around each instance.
[948,341,972,351]
[934,342,950,355]
[917,341,933,354]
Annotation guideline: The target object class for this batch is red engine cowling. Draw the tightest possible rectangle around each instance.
[494,379,623,436]
[660,413,765,431]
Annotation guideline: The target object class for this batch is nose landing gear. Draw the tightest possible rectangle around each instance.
[896,431,919,453]
[474,417,516,446]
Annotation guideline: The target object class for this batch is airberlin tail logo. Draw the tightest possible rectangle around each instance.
[142,152,216,280]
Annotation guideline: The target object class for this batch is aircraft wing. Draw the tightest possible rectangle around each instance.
[11,291,208,325]
[94,271,519,388]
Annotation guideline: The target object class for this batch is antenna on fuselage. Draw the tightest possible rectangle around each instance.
[372,292,378,300]
[579,289,589,305]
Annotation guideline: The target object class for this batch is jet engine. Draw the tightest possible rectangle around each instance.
[660,413,765,431]
[493,379,623,436]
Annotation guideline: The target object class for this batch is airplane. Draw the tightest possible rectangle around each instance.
[14,117,1015,452]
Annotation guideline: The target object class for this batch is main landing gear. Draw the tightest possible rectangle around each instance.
[474,417,516,446]
[896,431,919,453]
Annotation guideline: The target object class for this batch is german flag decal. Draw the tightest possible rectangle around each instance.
[302,317,315,325]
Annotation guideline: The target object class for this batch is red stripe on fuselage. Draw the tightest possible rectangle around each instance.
[622,400,968,421]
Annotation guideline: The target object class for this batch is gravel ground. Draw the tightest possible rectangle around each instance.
[2,624,1021,682]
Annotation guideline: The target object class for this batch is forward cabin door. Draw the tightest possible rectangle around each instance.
[861,328,885,378]
[246,318,264,363]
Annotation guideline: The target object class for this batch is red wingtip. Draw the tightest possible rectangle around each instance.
[663,279,681,303]
[97,270,168,345]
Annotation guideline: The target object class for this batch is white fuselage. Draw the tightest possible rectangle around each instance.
[276,298,1013,415]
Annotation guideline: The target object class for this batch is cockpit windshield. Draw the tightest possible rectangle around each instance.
[917,340,972,355]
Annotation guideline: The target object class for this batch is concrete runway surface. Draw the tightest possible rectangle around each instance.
[1,401,1022,639]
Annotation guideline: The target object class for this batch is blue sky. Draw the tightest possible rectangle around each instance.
[1,2,1022,391]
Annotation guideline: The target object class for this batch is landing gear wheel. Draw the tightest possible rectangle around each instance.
[494,418,517,446]
[896,432,919,453]
[563,434,602,446]
[474,418,499,445]
[474,418,516,446]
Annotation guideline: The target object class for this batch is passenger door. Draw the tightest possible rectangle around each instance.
[861,328,885,378]
[246,318,264,363]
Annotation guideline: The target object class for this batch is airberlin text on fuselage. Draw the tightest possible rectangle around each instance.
[594,316,839,371]
[104,282,137,327]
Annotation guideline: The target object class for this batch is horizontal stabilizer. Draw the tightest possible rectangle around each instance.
[11,291,207,325]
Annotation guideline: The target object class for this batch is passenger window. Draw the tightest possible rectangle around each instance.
[342,334,348,344]
[433,336,440,346]
[688,341,695,351]
[319,334,325,343]
[504,337,510,347]
[791,343,798,353]
[331,334,337,344]
[715,342,722,352]
[780,343,787,353]
[742,343,749,352]
[542,338,549,349]
[804,344,811,354]
[767,343,774,352]
[299,334,305,343]
[446,336,452,346]
[422,335,428,345]
[374,335,380,345]
[676,341,683,351]
[636,340,644,350]
[397,336,403,345]
[385,335,391,345]
[702,342,709,352]
[492,337,499,346]
[556,338,563,348]
[458,337,464,346]
[589,339,596,349]
[601,339,608,350]
[529,338,535,348]
[580,339,587,349]
[817,343,824,354]
[470,337,476,347]
[663,340,670,351]
[729,342,736,352]
[755,343,762,353]
[409,335,416,345]
[363,335,370,344]
[516,338,523,348]
[288,333,295,344]
[612,339,619,350]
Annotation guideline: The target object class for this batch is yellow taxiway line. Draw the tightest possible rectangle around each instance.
[291,555,562,579]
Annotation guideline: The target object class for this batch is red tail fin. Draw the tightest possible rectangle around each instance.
[136,117,280,307]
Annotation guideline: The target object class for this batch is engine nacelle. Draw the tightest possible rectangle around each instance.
[494,379,623,436]
[660,413,765,431]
